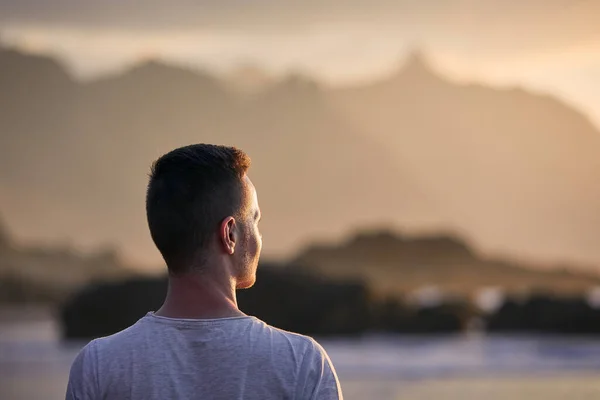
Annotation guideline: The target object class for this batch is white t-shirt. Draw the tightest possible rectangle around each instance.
[66,313,343,399]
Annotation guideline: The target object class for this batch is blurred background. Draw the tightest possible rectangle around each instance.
[2,0,600,399]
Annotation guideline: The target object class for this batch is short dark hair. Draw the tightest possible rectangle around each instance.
[146,144,251,274]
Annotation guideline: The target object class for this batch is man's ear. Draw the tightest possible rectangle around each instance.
[220,216,236,255]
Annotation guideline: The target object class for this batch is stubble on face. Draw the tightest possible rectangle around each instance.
[235,176,262,289]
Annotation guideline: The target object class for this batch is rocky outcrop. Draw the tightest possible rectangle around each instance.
[61,277,168,339]
[59,262,471,340]
[237,264,373,336]
[486,294,600,334]
[295,230,600,296]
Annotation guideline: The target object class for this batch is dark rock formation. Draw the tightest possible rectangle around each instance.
[374,298,470,334]
[60,264,375,339]
[238,264,373,336]
[486,294,600,334]
[61,277,167,339]
[60,261,474,339]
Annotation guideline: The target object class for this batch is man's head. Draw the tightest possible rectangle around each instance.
[146,144,262,288]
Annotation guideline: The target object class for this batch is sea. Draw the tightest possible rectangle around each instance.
[2,306,600,400]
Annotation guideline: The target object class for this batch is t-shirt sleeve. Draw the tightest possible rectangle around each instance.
[295,338,343,400]
[65,340,100,400]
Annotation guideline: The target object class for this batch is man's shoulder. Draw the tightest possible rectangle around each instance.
[257,320,342,398]
[254,317,305,340]
[89,315,148,353]
[254,318,328,357]
[89,315,328,360]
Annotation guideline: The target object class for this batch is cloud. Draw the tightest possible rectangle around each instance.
[0,0,598,40]
[3,0,600,125]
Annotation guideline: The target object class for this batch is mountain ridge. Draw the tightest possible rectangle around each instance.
[329,51,600,266]
[0,46,599,267]
[0,46,433,264]
[294,229,600,296]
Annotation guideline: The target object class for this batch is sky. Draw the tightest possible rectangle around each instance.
[2,0,600,126]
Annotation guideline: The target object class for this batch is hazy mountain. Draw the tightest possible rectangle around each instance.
[0,47,91,249]
[330,51,600,266]
[0,220,132,303]
[224,64,273,94]
[0,215,10,249]
[0,47,77,177]
[0,47,431,263]
[1,46,599,267]
[217,74,435,254]
[294,229,600,296]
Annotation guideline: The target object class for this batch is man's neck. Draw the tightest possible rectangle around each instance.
[155,271,245,320]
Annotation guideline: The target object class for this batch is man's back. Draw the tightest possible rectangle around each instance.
[66,313,342,399]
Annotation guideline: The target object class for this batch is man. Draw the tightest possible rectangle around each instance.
[66,144,343,399]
